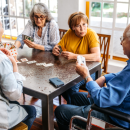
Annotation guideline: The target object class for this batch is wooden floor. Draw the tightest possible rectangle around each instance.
[18,94,67,130]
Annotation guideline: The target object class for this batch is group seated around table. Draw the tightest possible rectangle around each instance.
[54,24,130,130]
[52,12,100,104]
[0,21,36,130]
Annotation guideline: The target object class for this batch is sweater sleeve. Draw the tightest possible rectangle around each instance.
[0,58,23,101]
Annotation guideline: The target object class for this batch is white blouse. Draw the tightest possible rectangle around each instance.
[16,19,60,51]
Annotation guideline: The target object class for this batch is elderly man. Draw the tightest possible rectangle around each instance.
[55,24,130,130]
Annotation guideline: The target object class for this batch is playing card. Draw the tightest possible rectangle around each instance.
[21,58,28,62]
[17,61,21,63]
[22,34,34,42]
[3,43,10,49]
[36,63,46,66]
[58,45,62,53]
[9,48,17,56]
[43,63,54,67]
[27,60,37,64]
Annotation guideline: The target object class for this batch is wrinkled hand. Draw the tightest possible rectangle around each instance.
[61,51,75,60]
[75,62,90,78]
[0,48,11,56]
[87,92,91,98]
[24,39,37,48]
[52,45,60,56]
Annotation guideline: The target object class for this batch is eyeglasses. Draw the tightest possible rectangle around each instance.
[120,36,130,42]
[34,15,46,20]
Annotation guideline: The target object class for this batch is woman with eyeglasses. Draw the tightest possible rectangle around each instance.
[15,3,60,52]
[52,12,100,104]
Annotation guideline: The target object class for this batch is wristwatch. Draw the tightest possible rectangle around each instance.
[84,75,91,83]
[0,41,2,44]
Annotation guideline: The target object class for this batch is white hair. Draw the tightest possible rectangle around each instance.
[30,3,53,26]
[126,26,130,37]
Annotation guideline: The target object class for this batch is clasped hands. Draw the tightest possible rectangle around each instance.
[52,45,75,60]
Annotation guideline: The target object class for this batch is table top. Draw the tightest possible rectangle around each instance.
[17,46,100,96]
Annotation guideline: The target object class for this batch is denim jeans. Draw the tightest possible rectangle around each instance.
[62,72,96,104]
[9,101,36,130]
[55,92,112,130]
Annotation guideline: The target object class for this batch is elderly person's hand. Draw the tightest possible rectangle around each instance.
[52,45,60,56]
[61,51,76,60]
[0,48,11,56]
[24,39,37,48]
[75,62,90,78]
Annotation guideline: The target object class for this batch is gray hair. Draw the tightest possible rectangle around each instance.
[30,3,53,26]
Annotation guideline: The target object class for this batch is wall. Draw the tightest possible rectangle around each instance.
[58,0,86,29]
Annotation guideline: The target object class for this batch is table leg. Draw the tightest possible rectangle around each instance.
[42,96,54,130]
[96,68,101,79]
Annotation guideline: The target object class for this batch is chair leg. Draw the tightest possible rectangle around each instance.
[86,108,93,130]
[59,95,61,105]
[23,93,25,103]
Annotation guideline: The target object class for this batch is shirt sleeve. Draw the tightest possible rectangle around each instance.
[44,20,60,51]
[16,20,33,49]
[0,58,23,101]
[87,28,100,49]
[86,68,130,108]
[104,72,121,83]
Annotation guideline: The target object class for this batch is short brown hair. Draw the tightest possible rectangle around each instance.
[68,12,88,30]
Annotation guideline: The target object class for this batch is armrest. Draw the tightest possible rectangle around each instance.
[69,115,87,130]
[91,104,130,123]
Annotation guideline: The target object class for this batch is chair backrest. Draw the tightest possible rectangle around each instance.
[97,33,111,74]
[59,29,68,39]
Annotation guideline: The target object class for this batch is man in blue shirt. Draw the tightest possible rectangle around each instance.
[55,24,130,130]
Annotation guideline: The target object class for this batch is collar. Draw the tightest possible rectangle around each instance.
[127,59,130,64]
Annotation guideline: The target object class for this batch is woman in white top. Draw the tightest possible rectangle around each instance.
[15,3,60,51]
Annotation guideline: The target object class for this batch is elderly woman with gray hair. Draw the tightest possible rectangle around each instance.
[15,3,60,51]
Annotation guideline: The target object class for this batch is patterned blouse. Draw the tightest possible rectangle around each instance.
[16,20,60,51]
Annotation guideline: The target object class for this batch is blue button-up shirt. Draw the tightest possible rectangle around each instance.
[86,60,130,128]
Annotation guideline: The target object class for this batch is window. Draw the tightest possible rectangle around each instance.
[0,0,57,39]
[88,0,129,59]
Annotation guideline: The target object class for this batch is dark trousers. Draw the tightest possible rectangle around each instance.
[9,101,36,130]
[55,92,112,130]
[62,73,96,104]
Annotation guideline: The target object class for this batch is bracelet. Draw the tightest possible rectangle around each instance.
[84,75,91,83]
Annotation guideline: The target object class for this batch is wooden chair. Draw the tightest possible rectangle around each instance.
[59,29,67,39]
[97,33,111,74]
[58,32,111,104]
[11,122,28,130]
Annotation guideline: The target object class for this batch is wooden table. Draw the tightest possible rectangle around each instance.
[17,46,101,130]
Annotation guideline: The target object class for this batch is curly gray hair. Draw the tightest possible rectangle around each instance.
[30,3,53,26]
